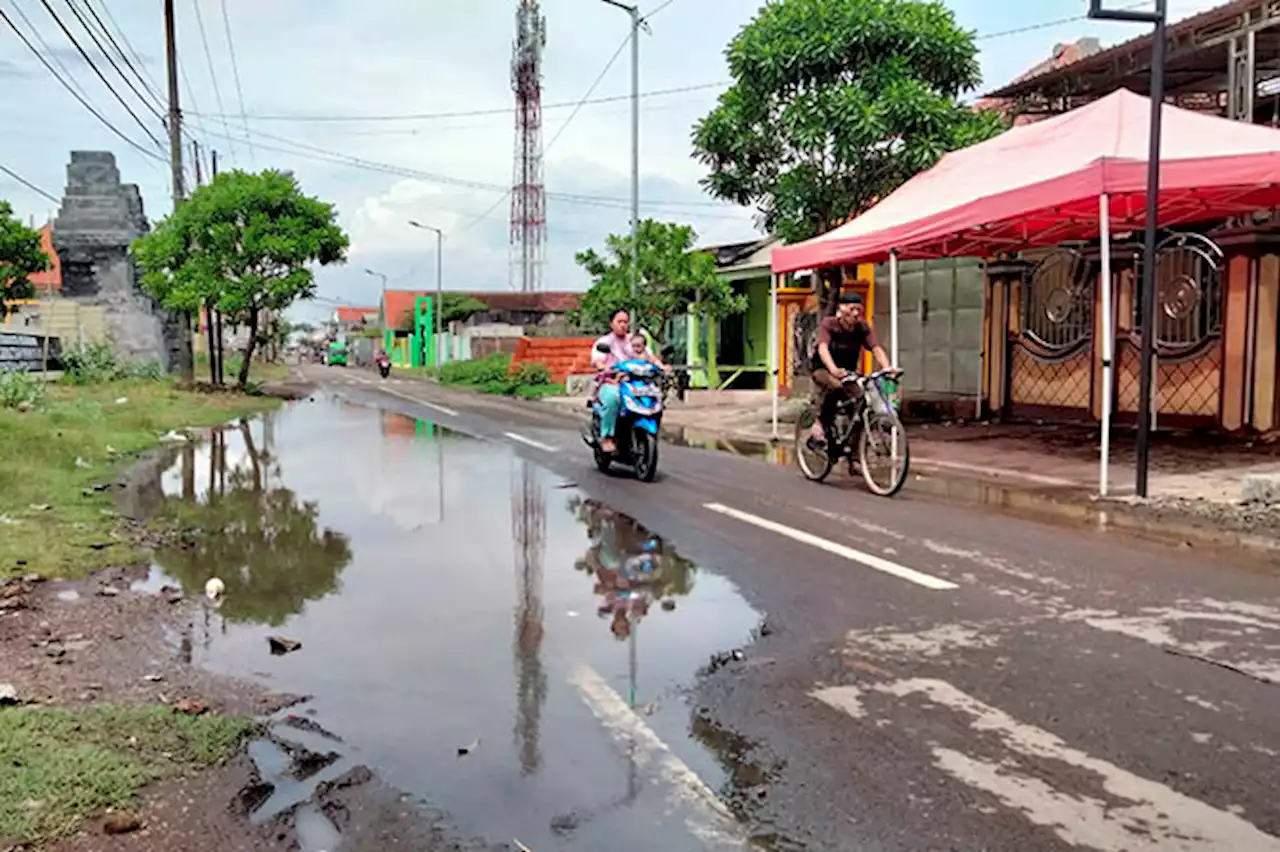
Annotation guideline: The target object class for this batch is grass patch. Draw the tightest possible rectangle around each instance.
[193,353,291,386]
[0,380,279,580]
[0,705,254,844]
[429,353,563,399]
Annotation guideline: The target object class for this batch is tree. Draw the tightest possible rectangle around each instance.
[0,201,49,318]
[692,0,1005,310]
[569,219,746,342]
[132,170,349,387]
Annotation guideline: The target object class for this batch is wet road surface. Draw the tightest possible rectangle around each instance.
[155,365,1280,850]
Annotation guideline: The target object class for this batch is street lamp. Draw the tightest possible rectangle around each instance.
[602,0,641,298]
[1087,0,1167,498]
[407,220,444,367]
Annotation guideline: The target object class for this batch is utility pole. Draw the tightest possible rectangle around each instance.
[192,139,216,383]
[210,149,225,385]
[408,221,445,367]
[602,0,640,299]
[163,0,194,384]
[1088,0,1167,498]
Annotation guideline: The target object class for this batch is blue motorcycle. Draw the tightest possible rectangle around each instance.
[582,345,664,482]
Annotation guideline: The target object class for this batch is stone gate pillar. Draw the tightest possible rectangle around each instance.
[51,151,181,369]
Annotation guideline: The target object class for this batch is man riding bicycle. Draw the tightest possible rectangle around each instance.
[809,291,895,449]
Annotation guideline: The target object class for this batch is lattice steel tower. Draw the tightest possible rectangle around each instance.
[511,458,547,775]
[510,0,547,292]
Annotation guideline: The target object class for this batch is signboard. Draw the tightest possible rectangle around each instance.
[0,332,60,372]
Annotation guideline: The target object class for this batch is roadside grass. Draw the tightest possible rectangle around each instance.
[0,380,279,580]
[0,705,254,844]
[427,353,564,399]
[193,353,291,386]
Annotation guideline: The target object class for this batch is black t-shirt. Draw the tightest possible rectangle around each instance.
[811,316,877,372]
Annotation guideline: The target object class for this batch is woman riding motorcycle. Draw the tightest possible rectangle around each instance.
[589,308,669,454]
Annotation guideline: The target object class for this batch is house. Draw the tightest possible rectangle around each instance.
[975,39,1103,125]
[378,290,580,331]
[332,305,378,330]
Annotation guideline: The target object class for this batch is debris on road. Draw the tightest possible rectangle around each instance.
[102,811,143,835]
[268,636,302,655]
[457,738,480,757]
[0,683,20,706]
[205,577,226,600]
[172,699,208,716]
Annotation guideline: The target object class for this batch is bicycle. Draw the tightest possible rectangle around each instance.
[794,369,910,497]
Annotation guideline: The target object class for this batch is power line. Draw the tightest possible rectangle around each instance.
[0,6,165,161]
[217,0,253,168]
[0,164,60,204]
[190,0,235,163]
[974,1,1151,40]
[36,0,166,150]
[94,0,165,96]
[61,0,165,120]
[79,0,165,108]
[192,80,728,124]
[8,0,94,104]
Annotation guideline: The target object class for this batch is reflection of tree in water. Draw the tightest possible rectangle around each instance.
[568,496,696,640]
[155,420,352,627]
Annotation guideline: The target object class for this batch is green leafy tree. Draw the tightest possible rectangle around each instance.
[0,201,49,317]
[692,0,1005,308]
[570,219,746,343]
[132,170,349,387]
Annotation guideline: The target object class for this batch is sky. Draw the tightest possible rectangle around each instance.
[0,0,1227,323]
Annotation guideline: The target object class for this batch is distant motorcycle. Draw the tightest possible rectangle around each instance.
[581,342,664,482]
[376,352,391,379]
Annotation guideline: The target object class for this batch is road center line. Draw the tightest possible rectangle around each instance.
[568,665,745,848]
[504,431,558,453]
[703,502,957,591]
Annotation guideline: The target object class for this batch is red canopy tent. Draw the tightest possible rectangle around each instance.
[771,88,1280,272]
[766,88,1280,495]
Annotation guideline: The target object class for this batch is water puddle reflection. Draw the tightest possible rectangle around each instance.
[133,397,767,849]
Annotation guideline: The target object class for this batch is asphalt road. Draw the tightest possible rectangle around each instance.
[305,365,1280,852]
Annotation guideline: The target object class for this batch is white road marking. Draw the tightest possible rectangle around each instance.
[703,503,957,591]
[568,665,745,848]
[814,678,1280,851]
[504,431,558,453]
[914,458,1076,487]
[332,373,462,417]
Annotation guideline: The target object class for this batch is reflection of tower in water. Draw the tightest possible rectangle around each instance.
[511,458,547,775]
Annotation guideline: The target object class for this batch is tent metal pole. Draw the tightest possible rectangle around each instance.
[770,272,779,441]
[889,250,900,368]
[1099,193,1114,498]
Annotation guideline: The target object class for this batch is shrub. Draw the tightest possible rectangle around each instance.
[437,353,512,386]
[510,361,550,386]
[61,342,120,384]
[0,370,46,409]
[61,343,164,384]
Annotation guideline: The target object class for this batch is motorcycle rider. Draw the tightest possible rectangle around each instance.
[590,308,638,454]
[810,291,895,447]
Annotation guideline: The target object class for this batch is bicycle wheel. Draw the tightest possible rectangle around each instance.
[858,414,910,497]
[794,406,835,482]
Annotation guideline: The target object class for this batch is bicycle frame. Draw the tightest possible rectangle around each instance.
[830,371,901,456]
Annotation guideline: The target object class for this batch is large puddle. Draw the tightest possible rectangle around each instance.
[133,396,769,849]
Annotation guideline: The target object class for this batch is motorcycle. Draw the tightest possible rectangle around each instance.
[581,342,664,482]
[376,353,391,379]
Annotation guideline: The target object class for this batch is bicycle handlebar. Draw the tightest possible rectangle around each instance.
[840,368,904,385]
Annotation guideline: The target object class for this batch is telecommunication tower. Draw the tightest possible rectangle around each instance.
[510,0,547,292]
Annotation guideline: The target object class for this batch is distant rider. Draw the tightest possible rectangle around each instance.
[590,308,636,454]
[810,291,895,448]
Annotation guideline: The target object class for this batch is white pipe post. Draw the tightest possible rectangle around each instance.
[770,271,779,441]
[1099,194,1114,497]
[889,250,900,367]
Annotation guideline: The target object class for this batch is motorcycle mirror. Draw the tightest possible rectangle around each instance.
[595,341,611,353]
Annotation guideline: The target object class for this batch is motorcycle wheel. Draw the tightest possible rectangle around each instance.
[632,428,658,482]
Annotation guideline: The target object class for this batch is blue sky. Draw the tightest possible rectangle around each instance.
[0,0,1221,322]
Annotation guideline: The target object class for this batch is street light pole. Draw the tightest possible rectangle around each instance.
[603,0,640,299]
[408,221,445,367]
[1088,0,1166,498]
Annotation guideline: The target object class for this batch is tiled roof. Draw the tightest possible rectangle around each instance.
[335,305,378,323]
[380,289,581,328]
[29,223,61,292]
[975,38,1103,124]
